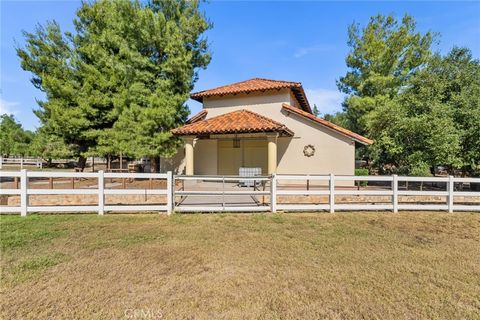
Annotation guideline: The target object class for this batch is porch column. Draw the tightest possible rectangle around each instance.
[184,136,195,175]
[267,133,278,175]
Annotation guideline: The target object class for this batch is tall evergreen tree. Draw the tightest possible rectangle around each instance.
[337,14,434,135]
[17,0,211,170]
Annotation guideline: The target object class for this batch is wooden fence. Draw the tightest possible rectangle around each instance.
[0,170,479,215]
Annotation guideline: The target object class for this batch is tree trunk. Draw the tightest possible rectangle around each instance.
[78,156,87,172]
[150,156,160,173]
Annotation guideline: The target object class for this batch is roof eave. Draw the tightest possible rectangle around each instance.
[282,103,373,145]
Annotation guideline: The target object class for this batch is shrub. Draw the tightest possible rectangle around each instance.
[355,168,369,187]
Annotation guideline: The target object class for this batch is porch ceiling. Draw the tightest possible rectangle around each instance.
[171,109,294,137]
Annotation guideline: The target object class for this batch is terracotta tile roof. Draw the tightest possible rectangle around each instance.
[191,78,312,113]
[186,110,207,124]
[282,103,373,145]
[172,109,294,136]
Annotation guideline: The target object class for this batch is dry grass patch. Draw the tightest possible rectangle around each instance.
[1,212,479,319]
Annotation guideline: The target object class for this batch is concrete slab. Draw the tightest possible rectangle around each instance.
[175,180,266,208]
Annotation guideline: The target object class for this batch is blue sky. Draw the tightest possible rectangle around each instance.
[1,1,479,130]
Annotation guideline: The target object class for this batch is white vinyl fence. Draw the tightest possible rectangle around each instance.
[0,170,479,215]
[0,156,44,169]
[0,170,172,216]
[274,174,480,213]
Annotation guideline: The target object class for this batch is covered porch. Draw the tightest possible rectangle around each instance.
[171,109,293,176]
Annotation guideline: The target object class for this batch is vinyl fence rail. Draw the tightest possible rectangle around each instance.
[0,170,173,216]
[0,156,44,169]
[273,174,480,213]
[0,171,479,215]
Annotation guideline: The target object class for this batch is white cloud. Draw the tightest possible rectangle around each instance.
[0,98,20,116]
[304,88,344,116]
[294,44,334,58]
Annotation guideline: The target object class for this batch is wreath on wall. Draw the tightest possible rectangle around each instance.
[303,144,315,157]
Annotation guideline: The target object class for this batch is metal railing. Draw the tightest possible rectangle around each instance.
[173,175,271,212]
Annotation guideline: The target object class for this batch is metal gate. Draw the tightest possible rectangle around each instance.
[173,175,273,212]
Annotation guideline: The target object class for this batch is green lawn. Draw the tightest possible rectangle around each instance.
[1,212,479,319]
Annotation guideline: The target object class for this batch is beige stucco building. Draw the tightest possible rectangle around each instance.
[165,78,372,176]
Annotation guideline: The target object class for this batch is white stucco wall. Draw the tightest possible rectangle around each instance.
[194,139,218,175]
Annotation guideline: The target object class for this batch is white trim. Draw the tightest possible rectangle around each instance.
[20,169,27,217]
[28,206,99,213]
[174,190,270,196]
[271,174,277,212]
[393,175,398,213]
[335,190,393,196]
[0,206,21,213]
[104,205,168,212]
[276,190,330,195]
[397,191,449,196]
[334,204,394,211]
[329,173,335,213]
[103,189,168,195]
[277,204,329,211]
[98,170,104,215]
[0,189,21,195]
[448,175,454,213]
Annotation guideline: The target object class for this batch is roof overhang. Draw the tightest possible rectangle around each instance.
[282,103,373,145]
[172,109,294,137]
[191,78,312,113]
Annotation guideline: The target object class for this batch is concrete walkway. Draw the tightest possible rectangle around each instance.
[175,180,267,208]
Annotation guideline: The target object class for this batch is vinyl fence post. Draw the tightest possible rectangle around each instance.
[167,171,173,215]
[329,173,335,213]
[448,175,454,213]
[270,174,277,213]
[98,170,104,215]
[20,169,28,217]
[392,175,398,213]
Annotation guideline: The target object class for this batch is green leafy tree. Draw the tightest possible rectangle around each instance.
[323,111,349,128]
[335,14,478,175]
[366,98,462,174]
[312,104,320,117]
[337,14,435,135]
[29,127,74,163]
[401,47,480,175]
[0,114,33,156]
[17,0,211,170]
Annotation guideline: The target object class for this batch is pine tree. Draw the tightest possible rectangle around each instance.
[17,0,211,170]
